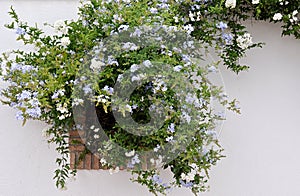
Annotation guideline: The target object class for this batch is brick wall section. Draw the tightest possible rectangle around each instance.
[69,130,100,170]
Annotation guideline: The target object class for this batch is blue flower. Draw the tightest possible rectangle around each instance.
[17,90,32,101]
[181,54,191,63]
[107,56,119,66]
[130,28,142,37]
[180,180,193,188]
[10,63,35,73]
[26,107,41,118]
[173,65,183,72]
[51,92,60,99]
[15,110,24,120]
[10,63,22,72]
[152,175,163,184]
[216,22,228,31]
[144,82,153,91]
[127,162,134,169]
[83,84,92,95]
[28,98,40,107]
[191,4,201,10]
[167,123,175,133]
[21,65,35,73]
[221,33,233,45]
[149,7,158,14]
[82,20,88,26]
[205,129,217,140]
[131,154,140,165]
[102,85,114,95]
[16,27,26,35]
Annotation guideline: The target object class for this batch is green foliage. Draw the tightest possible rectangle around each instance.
[0,0,299,195]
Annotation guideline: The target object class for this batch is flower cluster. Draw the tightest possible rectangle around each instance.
[0,0,299,195]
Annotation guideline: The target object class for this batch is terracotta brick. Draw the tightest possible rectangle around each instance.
[69,126,106,170]
[84,153,92,170]
[69,138,85,145]
[119,165,126,171]
[92,155,100,170]
[69,130,85,138]
[75,152,84,169]
[75,116,86,123]
[69,145,85,152]
[70,152,76,169]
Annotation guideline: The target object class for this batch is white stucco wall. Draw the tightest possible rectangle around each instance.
[0,1,300,196]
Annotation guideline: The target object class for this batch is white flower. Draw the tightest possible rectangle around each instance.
[150,158,155,164]
[100,158,107,165]
[122,0,130,3]
[72,98,84,106]
[113,14,123,23]
[81,0,92,7]
[58,115,66,120]
[173,16,179,23]
[181,171,196,182]
[236,33,253,50]
[190,163,198,170]
[196,11,201,21]
[109,167,120,175]
[199,117,210,125]
[225,0,236,9]
[143,60,152,67]
[155,155,163,167]
[56,103,68,113]
[90,59,105,70]
[125,150,135,157]
[118,25,129,32]
[60,37,70,47]
[279,0,289,5]
[183,24,194,34]
[153,144,160,152]
[252,0,259,4]
[54,20,64,30]
[290,10,298,22]
[166,136,173,142]
[131,73,146,82]
[186,173,195,182]
[54,20,68,34]
[130,64,139,72]
[122,42,138,51]
[181,173,186,180]
[273,13,283,21]
[125,104,132,113]
[293,10,298,16]
[131,75,139,82]
[189,11,195,21]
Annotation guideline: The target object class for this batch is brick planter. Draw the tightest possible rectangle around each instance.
[69,130,100,170]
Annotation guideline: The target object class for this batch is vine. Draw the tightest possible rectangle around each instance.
[0,0,298,195]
